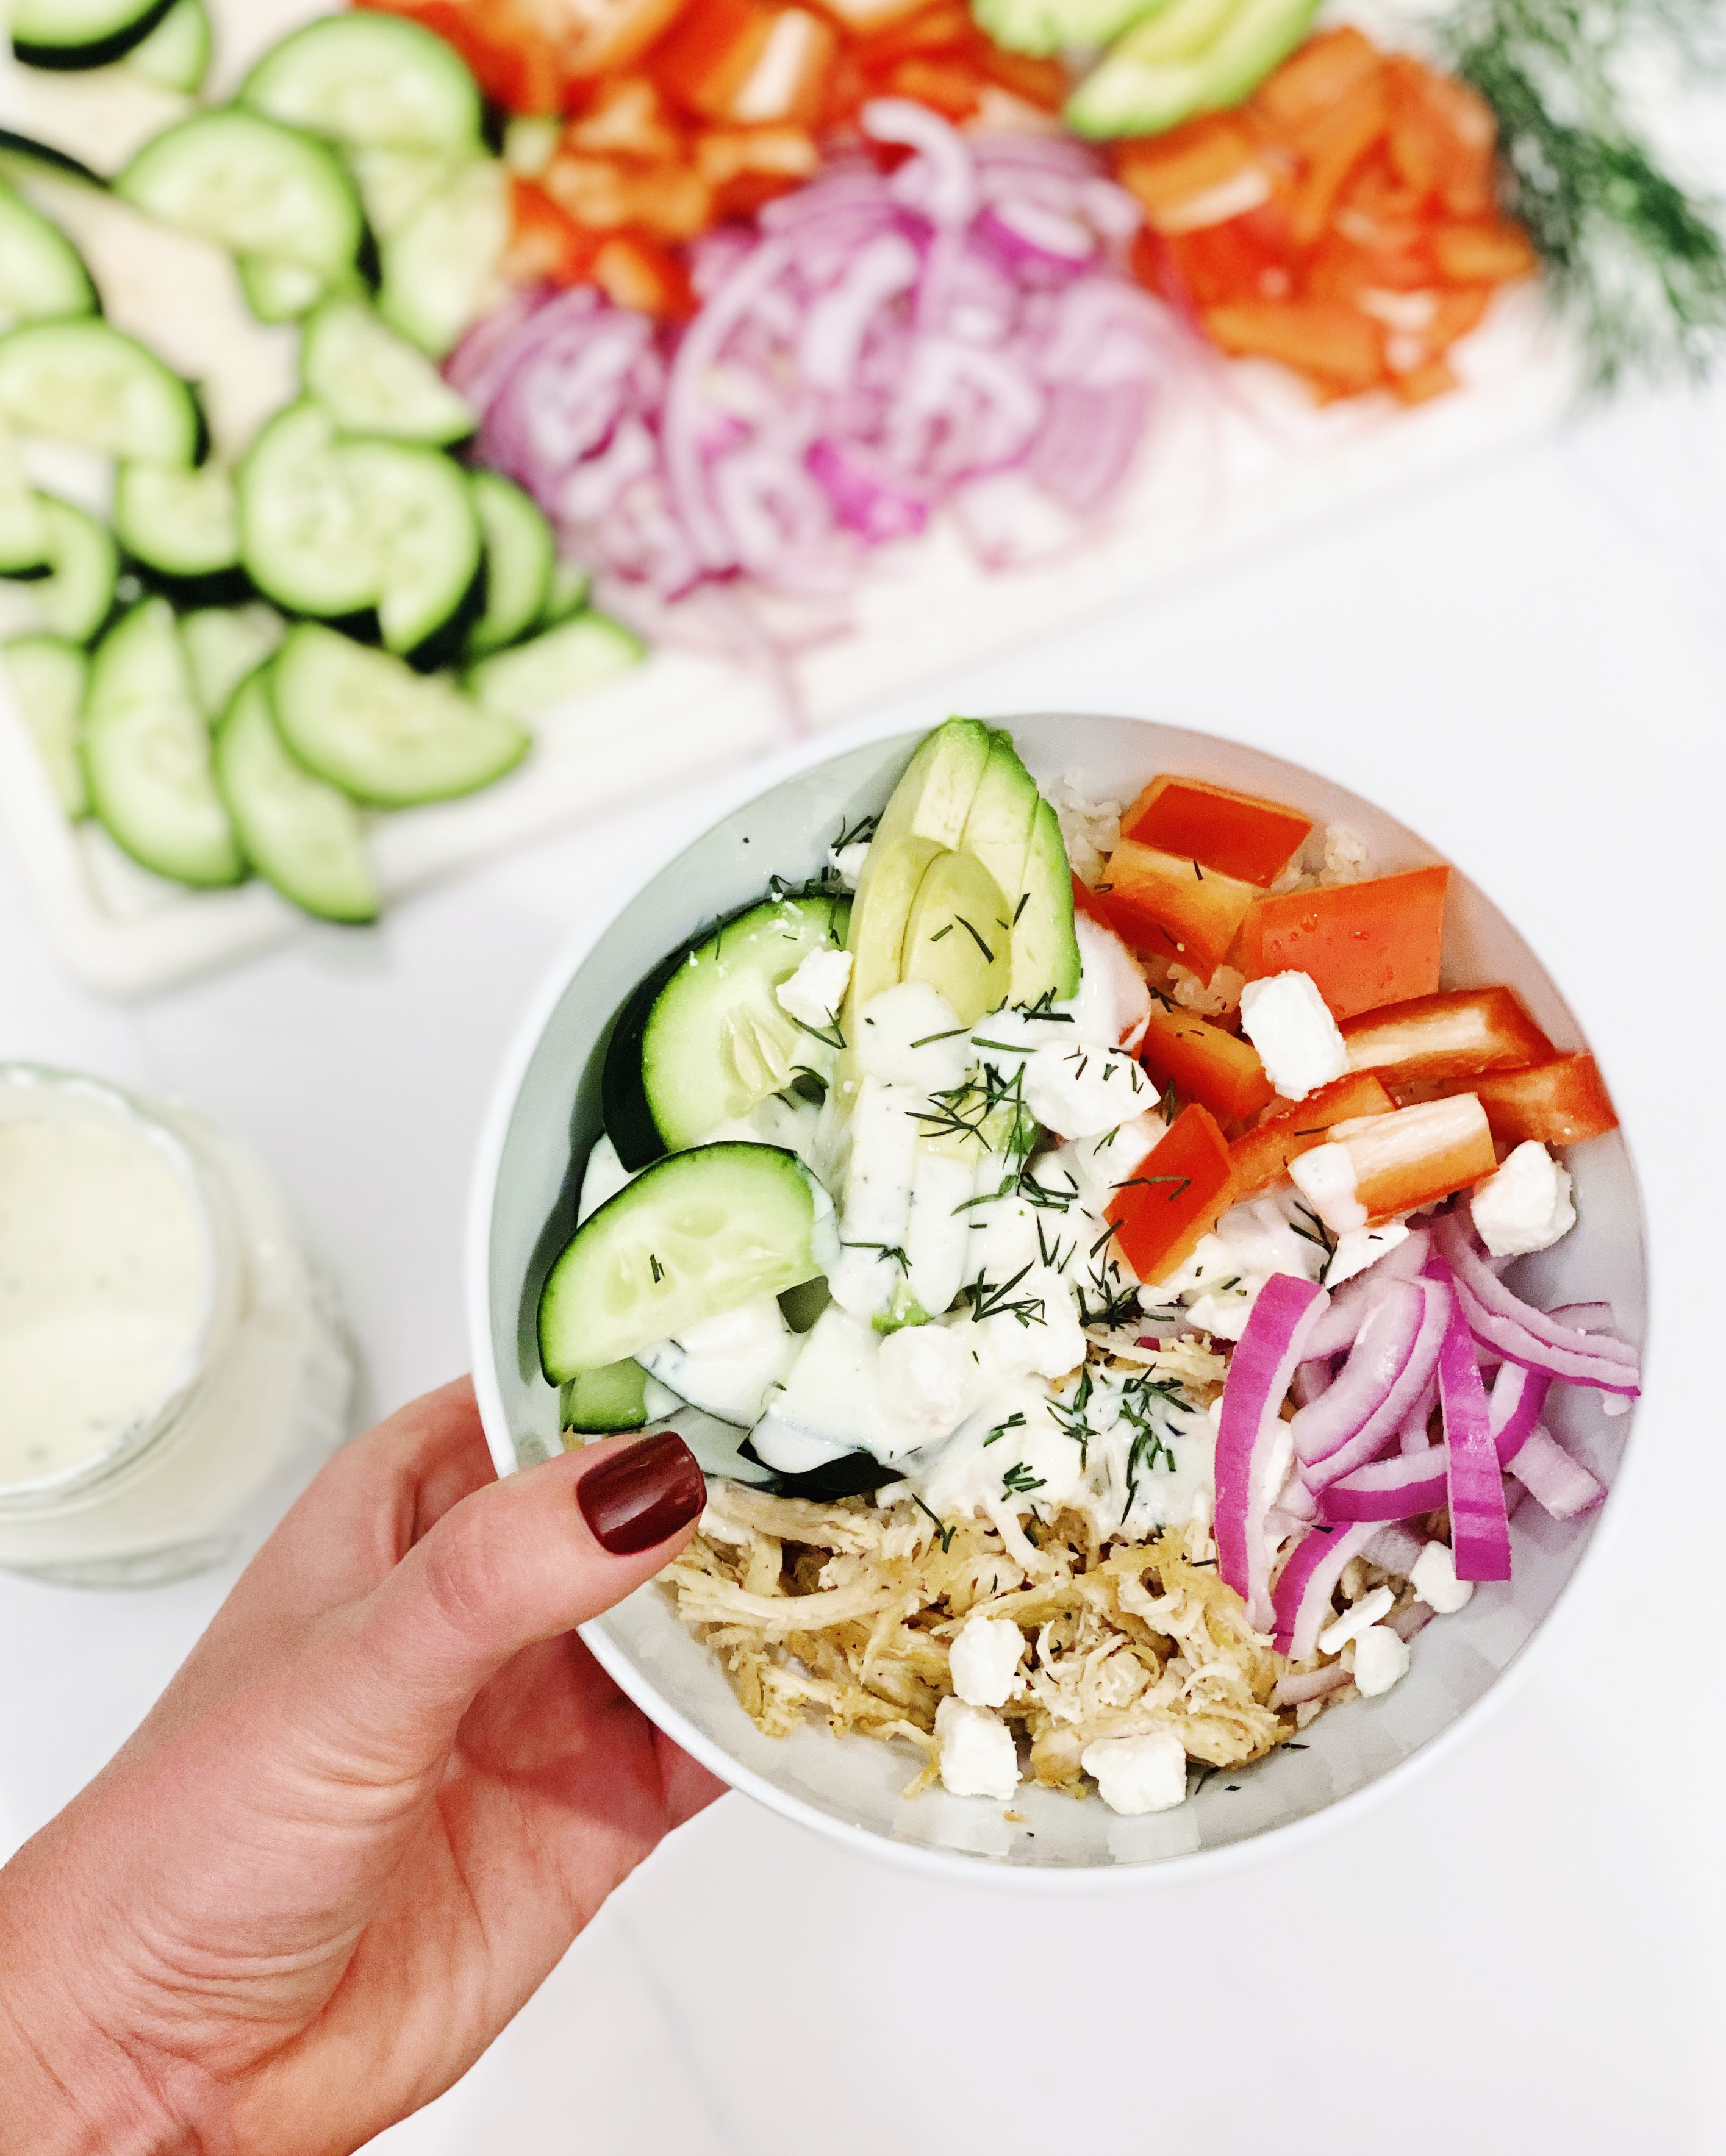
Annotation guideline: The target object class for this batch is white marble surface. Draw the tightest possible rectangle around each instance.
[3,375,1725,2152]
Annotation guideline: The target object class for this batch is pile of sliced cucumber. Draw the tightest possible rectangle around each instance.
[0,6,643,922]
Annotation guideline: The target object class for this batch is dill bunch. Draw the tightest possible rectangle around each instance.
[1442,0,1726,385]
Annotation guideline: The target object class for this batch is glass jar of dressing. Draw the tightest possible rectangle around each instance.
[0,1065,352,1587]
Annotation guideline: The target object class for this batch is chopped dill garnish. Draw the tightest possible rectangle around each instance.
[910,1027,970,1048]
[1444,0,1726,386]
[1000,1460,1045,1496]
[833,810,879,852]
[1112,1173,1193,1202]
[929,923,953,942]
[914,1495,957,1552]
[649,1253,665,1283]
[955,916,995,962]
[982,1410,1026,1447]
[964,1263,1045,1325]
[841,1241,909,1271]
[787,1011,845,1052]
[1012,891,1030,924]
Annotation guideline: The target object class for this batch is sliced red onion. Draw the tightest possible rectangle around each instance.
[1487,1361,1550,1457]
[1364,1521,1428,1576]
[1215,1273,1330,1632]
[1437,1287,1511,1582]
[1398,1375,1436,1453]
[1434,1210,1639,1394]
[863,98,978,226]
[1270,1662,1352,1707]
[1548,1301,1616,1331]
[1296,1277,1448,1488]
[1298,1231,1430,1362]
[1292,1357,1336,1408]
[1389,1601,1434,1644]
[1323,1446,1448,1521]
[1503,1425,1606,1519]
[1272,1521,1378,1661]
[976,199,1098,280]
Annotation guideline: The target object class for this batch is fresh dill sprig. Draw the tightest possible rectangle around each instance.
[1049,1365,1094,1466]
[1444,0,1726,385]
[841,1240,909,1271]
[1000,1460,1046,1496]
[914,1494,957,1552]
[786,1011,845,1052]
[964,1263,1046,1325]
[833,810,879,852]
[982,1410,1026,1447]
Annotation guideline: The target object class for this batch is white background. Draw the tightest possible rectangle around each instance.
[2,376,1724,2153]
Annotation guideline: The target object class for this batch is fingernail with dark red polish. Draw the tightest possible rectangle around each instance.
[578,1432,706,1556]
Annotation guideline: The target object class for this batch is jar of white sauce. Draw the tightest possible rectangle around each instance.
[0,1065,351,1586]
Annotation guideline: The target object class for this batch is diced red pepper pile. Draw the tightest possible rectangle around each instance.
[1083,768,1617,1285]
[1116,26,1538,404]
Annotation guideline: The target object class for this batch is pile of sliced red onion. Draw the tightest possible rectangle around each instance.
[449,101,1182,655]
[1206,1196,1637,1668]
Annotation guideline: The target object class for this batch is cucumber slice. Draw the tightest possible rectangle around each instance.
[241,15,484,154]
[346,148,459,241]
[467,612,643,718]
[181,602,282,719]
[237,254,327,323]
[466,471,552,656]
[122,0,209,91]
[541,554,591,629]
[539,1143,835,1378]
[303,298,476,445]
[0,182,97,326]
[0,318,202,463]
[19,496,119,641]
[603,890,853,1165]
[560,1360,651,1433]
[4,633,88,815]
[83,596,242,884]
[378,158,509,357]
[237,399,376,619]
[0,130,104,190]
[114,459,239,579]
[116,110,363,282]
[13,0,176,70]
[341,438,481,657]
[270,621,527,806]
[0,426,48,573]
[214,665,377,922]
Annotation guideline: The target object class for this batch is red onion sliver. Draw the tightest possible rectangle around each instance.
[1438,1286,1511,1581]
[1503,1426,1606,1519]
[1487,1361,1551,1455]
[1273,1521,1378,1660]
[1270,1662,1353,1707]
[1298,1277,1448,1488]
[1364,1522,1428,1576]
[1398,1375,1436,1454]
[1216,1273,1330,1632]
[1434,1210,1638,1386]
[1322,1445,1450,1521]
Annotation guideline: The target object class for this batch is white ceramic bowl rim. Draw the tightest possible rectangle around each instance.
[467,707,1649,1889]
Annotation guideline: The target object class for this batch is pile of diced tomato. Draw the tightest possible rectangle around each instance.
[1073,773,1616,1283]
[1116,26,1537,403]
[359,0,1066,316]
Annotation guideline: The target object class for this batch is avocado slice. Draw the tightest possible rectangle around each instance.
[845,718,993,1017]
[1010,798,1081,1005]
[902,847,1011,1023]
[1065,0,1322,138]
[973,0,1171,59]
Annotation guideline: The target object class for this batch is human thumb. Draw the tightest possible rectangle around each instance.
[309,1431,706,1776]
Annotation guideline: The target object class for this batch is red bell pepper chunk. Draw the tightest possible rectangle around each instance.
[1120,774,1312,888]
[1226,1069,1396,1199]
[1328,1093,1496,1221]
[1235,864,1448,1021]
[503,178,601,287]
[1097,838,1261,975]
[1139,1002,1272,1123]
[1107,1103,1234,1285]
[1341,985,1553,1087]
[1070,871,1112,928]
[1466,1053,1618,1147]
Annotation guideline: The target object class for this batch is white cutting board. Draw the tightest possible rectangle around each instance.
[0,1,1578,996]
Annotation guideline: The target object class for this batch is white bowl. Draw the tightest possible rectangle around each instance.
[468,715,1645,1883]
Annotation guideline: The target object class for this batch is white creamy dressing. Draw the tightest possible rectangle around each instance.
[0,1116,209,1484]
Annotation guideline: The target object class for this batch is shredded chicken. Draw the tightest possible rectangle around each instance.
[665,1487,1295,1796]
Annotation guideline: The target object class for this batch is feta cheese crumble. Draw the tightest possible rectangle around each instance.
[1470,1141,1576,1258]
[1318,1583,1394,1655]
[1080,1730,1189,1815]
[1022,1042,1151,1140]
[1289,1138,1367,1234]
[775,946,852,1029]
[877,1323,975,1440]
[949,1613,1026,1708]
[1237,971,1348,1101]
[1347,1624,1411,1697]
[936,1695,1020,1799]
[1325,1221,1410,1288]
[829,838,871,889]
[1409,1538,1474,1614]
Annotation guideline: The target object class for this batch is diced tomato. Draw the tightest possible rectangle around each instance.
[877,52,980,117]
[1285,68,1388,249]
[1227,1070,1397,1199]
[592,230,697,315]
[1427,285,1492,346]
[850,0,969,62]
[1098,839,1261,976]
[1071,871,1114,929]
[695,121,818,213]
[1203,300,1386,395]
[564,74,686,157]
[653,0,773,118]
[1139,1002,1273,1123]
[1120,773,1312,887]
[974,41,1067,109]
[1115,115,1260,232]
[1341,986,1553,1087]
[810,0,934,29]
[1108,1104,1235,1285]
[1465,1054,1619,1148]
[1327,1093,1497,1221]
[542,151,713,237]
[565,0,696,80]
[1391,357,1458,405]
[503,177,602,284]
[1431,221,1538,284]
[1234,864,1449,1022]
[1385,55,1496,218]
[1161,215,1294,309]
[1250,24,1383,133]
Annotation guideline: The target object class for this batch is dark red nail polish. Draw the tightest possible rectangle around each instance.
[578,1432,705,1555]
